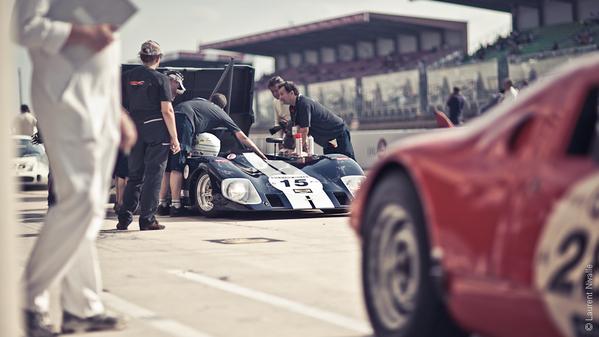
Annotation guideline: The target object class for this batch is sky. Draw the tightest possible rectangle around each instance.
[8,0,511,111]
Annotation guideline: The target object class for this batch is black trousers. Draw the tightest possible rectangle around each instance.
[322,127,355,160]
[449,111,461,125]
[119,124,169,226]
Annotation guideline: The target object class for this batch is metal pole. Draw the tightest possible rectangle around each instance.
[226,57,234,114]
[18,67,23,106]
[209,63,230,99]
[1,0,20,336]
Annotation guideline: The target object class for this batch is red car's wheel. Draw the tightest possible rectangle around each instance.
[362,170,466,337]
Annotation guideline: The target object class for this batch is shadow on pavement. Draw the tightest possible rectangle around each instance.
[19,196,48,203]
[20,185,48,192]
[102,206,349,223]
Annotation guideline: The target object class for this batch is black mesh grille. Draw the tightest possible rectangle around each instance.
[333,192,350,206]
[266,194,284,207]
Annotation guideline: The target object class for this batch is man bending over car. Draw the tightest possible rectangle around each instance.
[159,89,266,216]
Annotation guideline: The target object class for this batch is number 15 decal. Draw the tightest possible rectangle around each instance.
[281,178,308,187]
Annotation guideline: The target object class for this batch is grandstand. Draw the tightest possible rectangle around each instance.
[202,4,599,133]
[195,3,599,168]
[202,12,468,129]
[432,0,599,59]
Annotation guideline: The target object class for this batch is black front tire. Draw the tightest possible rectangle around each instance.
[361,170,467,337]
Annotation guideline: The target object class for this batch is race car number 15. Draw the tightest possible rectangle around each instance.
[280,178,308,187]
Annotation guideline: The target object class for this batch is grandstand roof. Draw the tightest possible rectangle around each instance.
[430,0,541,12]
[201,12,467,56]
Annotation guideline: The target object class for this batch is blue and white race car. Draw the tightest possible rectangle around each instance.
[180,132,365,216]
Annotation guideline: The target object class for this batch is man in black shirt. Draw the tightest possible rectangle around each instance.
[117,40,180,231]
[446,87,465,125]
[278,81,355,159]
[159,92,266,216]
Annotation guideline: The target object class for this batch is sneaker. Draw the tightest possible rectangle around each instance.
[169,206,186,217]
[24,309,56,337]
[61,311,126,334]
[116,220,131,230]
[157,204,170,216]
[140,220,165,231]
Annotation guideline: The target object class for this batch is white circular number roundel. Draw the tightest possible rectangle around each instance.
[535,173,599,337]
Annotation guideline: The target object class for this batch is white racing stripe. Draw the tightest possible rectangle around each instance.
[242,153,335,210]
[101,292,215,337]
[266,159,305,176]
[243,152,281,176]
[168,270,372,335]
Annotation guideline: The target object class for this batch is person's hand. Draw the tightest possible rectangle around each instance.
[119,112,137,154]
[84,24,115,51]
[170,138,181,154]
[68,24,116,52]
[31,132,42,145]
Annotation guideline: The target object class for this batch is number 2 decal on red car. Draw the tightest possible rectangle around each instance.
[535,173,599,337]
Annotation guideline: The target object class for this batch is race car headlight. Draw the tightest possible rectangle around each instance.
[16,162,35,171]
[183,165,190,180]
[221,178,261,205]
[341,175,365,196]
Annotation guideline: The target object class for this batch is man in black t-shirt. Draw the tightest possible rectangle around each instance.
[278,81,355,159]
[117,40,180,231]
[158,92,266,216]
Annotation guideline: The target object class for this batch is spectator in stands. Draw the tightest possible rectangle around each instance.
[552,41,560,51]
[501,79,519,103]
[278,81,355,159]
[446,87,465,125]
[576,30,593,46]
[376,138,388,159]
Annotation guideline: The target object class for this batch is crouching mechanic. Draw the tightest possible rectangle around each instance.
[159,91,267,216]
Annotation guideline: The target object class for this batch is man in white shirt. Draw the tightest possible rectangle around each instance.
[268,76,293,149]
[12,104,37,136]
[12,0,136,335]
[501,79,519,103]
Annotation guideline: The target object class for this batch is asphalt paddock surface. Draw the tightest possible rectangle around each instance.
[16,188,373,337]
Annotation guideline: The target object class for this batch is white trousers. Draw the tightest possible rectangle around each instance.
[25,78,119,318]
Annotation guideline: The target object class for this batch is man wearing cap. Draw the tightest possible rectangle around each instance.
[158,91,266,216]
[117,40,180,231]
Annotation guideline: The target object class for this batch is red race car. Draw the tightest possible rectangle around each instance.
[350,54,599,337]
